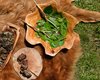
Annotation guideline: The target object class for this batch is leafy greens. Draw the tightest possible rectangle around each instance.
[36,5,68,48]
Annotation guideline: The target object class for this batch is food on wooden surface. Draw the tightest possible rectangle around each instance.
[0,23,20,71]
[36,5,68,48]
[17,53,32,79]
[13,48,43,80]
[25,1,78,56]
[0,31,14,67]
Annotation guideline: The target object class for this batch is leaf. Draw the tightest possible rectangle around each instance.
[37,20,45,26]
[35,6,68,48]
[58,40,64,46]
[44,5,53,14]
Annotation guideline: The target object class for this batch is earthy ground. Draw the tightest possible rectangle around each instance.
[74,0,100,80]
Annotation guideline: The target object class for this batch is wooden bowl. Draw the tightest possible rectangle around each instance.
[12,48,43,80]
[25,0,78,56]
[0,23,20,71]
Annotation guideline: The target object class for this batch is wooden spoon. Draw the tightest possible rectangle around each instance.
[33,0,57,28]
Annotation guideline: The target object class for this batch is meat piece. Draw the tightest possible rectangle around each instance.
[17,54,26,62]
[22,70,32,78]
[20,64,28,71]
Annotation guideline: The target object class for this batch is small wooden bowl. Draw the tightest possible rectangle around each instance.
[25,1,78,56]
[12,48,43,80]
[0,22,20,71]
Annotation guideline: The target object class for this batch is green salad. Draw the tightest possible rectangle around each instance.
[36,5,68,48]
